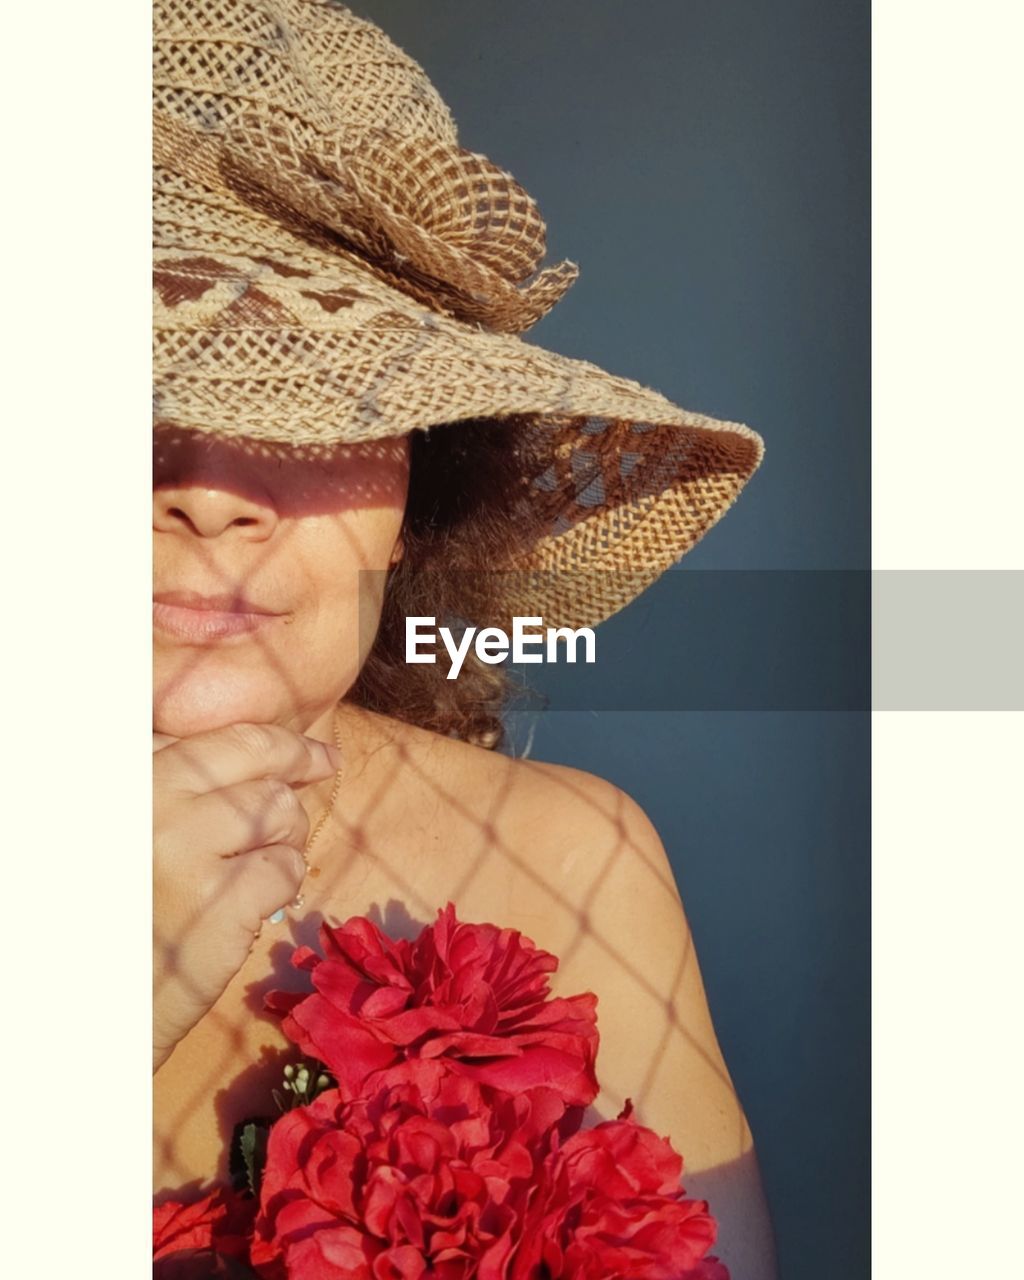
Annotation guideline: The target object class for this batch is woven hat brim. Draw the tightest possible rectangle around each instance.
[154,248,762,628]
[154,246,762,629]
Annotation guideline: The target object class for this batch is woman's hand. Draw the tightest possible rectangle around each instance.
[153,723,339,1072]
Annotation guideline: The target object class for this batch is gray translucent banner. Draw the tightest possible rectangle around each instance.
[360,569,1023,711]
[872,569,1023,711]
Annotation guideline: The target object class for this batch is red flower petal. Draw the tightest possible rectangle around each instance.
[153,1187,256,1262]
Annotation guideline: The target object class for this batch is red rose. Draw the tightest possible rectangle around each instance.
[153,1186,256,1264]
[250,1061,565,1279]
[266,904,598,1107]
[510,1110,729,1280]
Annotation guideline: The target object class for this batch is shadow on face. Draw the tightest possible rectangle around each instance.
[153,426,412,520]
[152,426,411,737]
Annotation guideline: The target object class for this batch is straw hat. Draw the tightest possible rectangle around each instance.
[153,0,764,629]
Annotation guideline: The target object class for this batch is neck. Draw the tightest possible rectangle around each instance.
[295,700,393,825]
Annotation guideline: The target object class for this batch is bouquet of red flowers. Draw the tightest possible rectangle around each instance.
[154,905,728,1279]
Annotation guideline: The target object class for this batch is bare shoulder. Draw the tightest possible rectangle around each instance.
[475,755,752,1159]
[505,755,678,880]
[369,716,685,938]
[489,753,691,956]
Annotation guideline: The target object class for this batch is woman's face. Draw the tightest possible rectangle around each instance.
[153,430,410,738]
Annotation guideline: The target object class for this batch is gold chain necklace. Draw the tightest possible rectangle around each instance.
[268,709,344,922]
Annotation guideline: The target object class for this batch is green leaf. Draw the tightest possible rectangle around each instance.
[242,1121,267,1198]
[232,1118,269,1198]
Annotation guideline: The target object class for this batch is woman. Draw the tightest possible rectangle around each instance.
[153,1,777,1274]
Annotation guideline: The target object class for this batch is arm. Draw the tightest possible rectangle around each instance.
[524,765,780,1279]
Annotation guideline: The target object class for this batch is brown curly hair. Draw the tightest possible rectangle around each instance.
[349,419,544,750]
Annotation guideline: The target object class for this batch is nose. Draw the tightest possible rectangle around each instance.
[153,485,279,541]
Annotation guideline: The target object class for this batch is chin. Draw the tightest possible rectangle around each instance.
[153,624,365,737]
[153,665,307,737]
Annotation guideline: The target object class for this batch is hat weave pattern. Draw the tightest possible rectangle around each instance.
[153,0,765,628]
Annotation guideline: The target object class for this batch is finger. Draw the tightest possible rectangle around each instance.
[172,780,311,857]
[153,732,178,753]
[156,722,340,794]
[217,843,307,932]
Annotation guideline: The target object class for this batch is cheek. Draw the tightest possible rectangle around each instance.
[356,564,391,669]
[153,504,406,736]
[293,505,403,663]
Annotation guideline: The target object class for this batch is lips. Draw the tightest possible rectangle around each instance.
[153,589,287,642]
